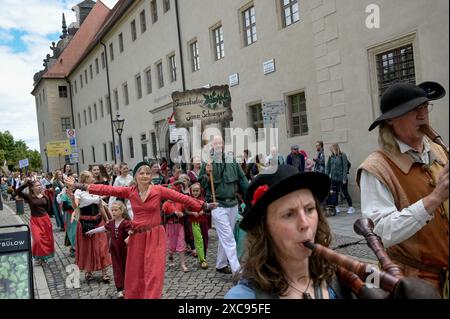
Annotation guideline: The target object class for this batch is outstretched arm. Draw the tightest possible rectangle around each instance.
[85,226,106,236]
[65,176,132,199]
[159,186,217,212]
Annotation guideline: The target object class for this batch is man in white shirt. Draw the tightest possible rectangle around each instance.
[108,162,134,219]
[357,81,448,297]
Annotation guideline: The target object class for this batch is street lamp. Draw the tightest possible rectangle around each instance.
[112,113,125,163]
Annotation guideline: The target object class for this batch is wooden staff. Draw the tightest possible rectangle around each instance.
[208,154,216,203]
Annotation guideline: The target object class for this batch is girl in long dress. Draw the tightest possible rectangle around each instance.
[86,201,131,298]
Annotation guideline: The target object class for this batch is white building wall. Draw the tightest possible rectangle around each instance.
[40,0,448,202]
[34,79,72,173]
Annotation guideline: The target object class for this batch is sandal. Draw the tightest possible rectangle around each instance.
[182,266,189,273]
[85,272,94,282]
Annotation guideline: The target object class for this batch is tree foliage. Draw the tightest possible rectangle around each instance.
[0,131,42,172]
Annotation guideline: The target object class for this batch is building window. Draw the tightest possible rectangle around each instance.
[80,74,83,88]
[190,41,200,72]
[242,5,257,46]
[100,98,104,118]
[103,143,108,161]
[157,62,164,88]
[249,103,264,139]
[128,137,135,159]
[145,68,152,94]
[136,74,143,99]
[114,89,119,110]
[42,89,45,101]
[81,149,85,164]
[92,146,96,163]
[94,103,98,120]
[58,86,68,98]
[89,64,93,79]
[213,25,225,60]
[141,134,148,159]
[140,10,147,33]
[150,0,158,23]
[119,33,124,52]
[168,54,176,82]
[106,95,111,114]
[109,43,114,61]
[289,92,308,136]
[88,106,92,123]
[61,117,71,131]
[123,82,130,105]
[83,110,87,126]
[151,132,157,157]
[163,0,170,13]
[376,44,415,97]
[131,21,137,42]
[78,113,81,128]
[281,0,299,28]
[84,70,88,84]
[110,142,114,161]
[74,80,77,93]
[101,52,106,68]
[95,58,99,74]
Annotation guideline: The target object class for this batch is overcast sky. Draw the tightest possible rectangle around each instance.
[0,0,118,152]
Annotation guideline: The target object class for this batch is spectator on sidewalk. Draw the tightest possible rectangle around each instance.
[286,145,305,172]
[313,141,326,173]
[326,144,355,214]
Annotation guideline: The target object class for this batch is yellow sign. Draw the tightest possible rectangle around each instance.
[46,140,71,157]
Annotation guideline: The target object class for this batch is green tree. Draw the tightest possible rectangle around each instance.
[0,131,41,172]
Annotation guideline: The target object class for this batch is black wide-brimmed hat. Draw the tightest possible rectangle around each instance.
[368,81,446,131]
[240,165,330,231]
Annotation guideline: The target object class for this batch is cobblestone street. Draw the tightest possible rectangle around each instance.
[1,199,375,299]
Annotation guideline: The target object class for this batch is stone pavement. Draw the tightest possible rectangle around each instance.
[1,199,376,299]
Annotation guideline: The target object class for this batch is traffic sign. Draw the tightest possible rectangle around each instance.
[46,141,71,157]
[19,158,29,168]
[69,137,77,146]
[66,129,76,138]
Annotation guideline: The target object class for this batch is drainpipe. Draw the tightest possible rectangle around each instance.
[65,77,80,175]
[101,42,117,164]
[174,0,186,92]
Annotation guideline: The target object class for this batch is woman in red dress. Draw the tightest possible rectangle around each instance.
[15,179,54,265]
[65,161,216,299]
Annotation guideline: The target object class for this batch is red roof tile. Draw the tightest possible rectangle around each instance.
[42,1,110,79]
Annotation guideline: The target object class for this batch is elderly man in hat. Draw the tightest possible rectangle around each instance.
[357,81,449,298]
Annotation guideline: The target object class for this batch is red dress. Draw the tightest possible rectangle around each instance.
[88,184,204,299]
[104,219,132,290]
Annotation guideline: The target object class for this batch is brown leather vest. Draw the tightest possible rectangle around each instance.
[357,140,449,290]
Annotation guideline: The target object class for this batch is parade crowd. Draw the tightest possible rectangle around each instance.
[0,81,448,299]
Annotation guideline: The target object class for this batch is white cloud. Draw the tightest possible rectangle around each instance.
[0,30,13,41]
[0,0,83,152]
[0,0,119,153]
